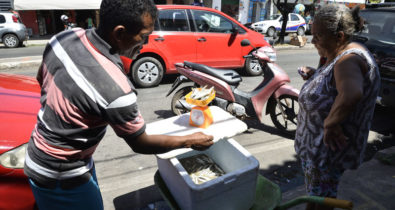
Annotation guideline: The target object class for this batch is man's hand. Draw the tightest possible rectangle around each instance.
[323,124,348,152]
[185,132,214,151]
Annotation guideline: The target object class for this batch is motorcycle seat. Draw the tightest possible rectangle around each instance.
[184,61,242,85]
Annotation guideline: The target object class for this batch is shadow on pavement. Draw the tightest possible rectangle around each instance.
[113,185,164,210]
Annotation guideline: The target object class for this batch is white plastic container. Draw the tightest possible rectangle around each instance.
[156,138,259,210]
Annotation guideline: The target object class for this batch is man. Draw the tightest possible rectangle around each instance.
[24,1,213,209]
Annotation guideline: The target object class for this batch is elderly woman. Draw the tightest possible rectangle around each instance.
[295,4,380,210]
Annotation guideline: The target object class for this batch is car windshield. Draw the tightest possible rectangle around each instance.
[268,14,281,20]
[359,10,395,44]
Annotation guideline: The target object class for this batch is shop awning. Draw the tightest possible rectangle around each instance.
[14,0,102,10]
[325,0,365,3]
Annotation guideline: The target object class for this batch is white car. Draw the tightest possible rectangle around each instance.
[0,12,28,48]
[251,13,306,37]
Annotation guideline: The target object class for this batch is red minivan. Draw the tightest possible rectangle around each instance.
[126,5,271,88]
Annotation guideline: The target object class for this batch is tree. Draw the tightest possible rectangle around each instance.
[273,0,299,44]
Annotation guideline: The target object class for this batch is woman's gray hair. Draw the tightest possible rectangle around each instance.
[314,4,363,37]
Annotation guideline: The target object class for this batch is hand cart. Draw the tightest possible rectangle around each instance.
[154,171,353,210]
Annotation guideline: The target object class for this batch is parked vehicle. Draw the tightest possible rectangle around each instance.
[0,11,28,48]
[251,13,306,37]
[352,6,395,107]
[123,5,271,88]
[60,14,77,30]
[0,73,40,209]
[166,39,299,134]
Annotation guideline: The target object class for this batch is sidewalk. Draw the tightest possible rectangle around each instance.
[281,145,395,210]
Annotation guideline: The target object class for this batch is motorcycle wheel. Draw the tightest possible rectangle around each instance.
[269,94,299,134]
[171,86,194,115]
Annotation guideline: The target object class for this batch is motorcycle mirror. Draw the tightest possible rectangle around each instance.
[241,39,251,47]
[241,39,258,51]
[231,27,238,35]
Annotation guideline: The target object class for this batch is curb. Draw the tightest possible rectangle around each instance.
[274,43,315,51]
[0,56,42,71]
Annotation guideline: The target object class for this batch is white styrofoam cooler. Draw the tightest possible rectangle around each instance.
[156,138,260,210]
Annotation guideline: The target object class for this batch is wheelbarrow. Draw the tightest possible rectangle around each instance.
[154,171,353,210]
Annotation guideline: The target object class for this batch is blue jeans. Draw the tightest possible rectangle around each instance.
[29,168,103,210]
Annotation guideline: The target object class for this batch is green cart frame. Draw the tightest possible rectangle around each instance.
[154,171,353,210]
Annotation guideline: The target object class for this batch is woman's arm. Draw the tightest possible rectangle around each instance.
[323,54,366,151]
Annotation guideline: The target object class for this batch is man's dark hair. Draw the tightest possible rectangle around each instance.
[98,0,157,35]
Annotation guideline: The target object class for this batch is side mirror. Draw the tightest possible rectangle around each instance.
[241,39,251,47]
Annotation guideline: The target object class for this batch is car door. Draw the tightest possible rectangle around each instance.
[286,14,300,32]
[147,9,197,72]
[191,9,244,68]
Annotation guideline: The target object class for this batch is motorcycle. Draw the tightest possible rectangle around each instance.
[60,14,77,30]
[166,39,300,134]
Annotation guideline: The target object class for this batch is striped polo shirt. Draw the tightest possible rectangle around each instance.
[24,28,145,185]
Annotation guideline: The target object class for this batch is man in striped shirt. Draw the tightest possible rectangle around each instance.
[24,1,213,209]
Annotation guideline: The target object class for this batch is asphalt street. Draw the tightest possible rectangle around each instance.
[2,47,394,210]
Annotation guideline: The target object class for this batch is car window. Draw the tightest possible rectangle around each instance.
[234,24,246,34]
[0,15,5,24]
[268,14,281,20]
[360,11,395,44]
[191,10,234,33]
[157,9,190,32]
[291,14,299,21]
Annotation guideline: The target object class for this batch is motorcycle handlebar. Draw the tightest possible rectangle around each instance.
[243,54,254,58]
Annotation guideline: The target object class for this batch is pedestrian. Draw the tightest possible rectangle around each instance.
[295,4,380,210]
[86,16,94,29]
[24,0,214,210]
[304,11,312,31]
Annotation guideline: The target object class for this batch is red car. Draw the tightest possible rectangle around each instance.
[125,5,271,88]
[0,73,40,209]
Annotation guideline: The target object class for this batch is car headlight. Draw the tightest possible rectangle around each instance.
[0,143,27,169]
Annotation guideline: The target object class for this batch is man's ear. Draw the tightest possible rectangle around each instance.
[111,25,127,43]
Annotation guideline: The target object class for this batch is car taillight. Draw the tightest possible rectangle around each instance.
[0,143,27,169]
[12,15,18,23]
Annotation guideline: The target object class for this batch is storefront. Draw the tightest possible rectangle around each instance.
[14,0,101,37]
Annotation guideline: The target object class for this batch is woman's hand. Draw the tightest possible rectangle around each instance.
[184,132,214,151]
[298,66,316,80]
[323,124,348,152]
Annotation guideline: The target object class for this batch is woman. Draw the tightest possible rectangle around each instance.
[295,4,380,210]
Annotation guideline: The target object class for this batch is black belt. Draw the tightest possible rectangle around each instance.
[30,169,93,190]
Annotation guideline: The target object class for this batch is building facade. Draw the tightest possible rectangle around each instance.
[9,0,352,37]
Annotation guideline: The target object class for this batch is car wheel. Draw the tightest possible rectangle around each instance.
[131,57,164,88]
[297,27,305,36]
[245,55,263,76]
[267,27,276,37]
[3,34,20,48]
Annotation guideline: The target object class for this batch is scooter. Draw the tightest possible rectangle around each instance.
[166,39,300,134]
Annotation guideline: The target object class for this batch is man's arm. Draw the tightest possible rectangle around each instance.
[124,131,214,154]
